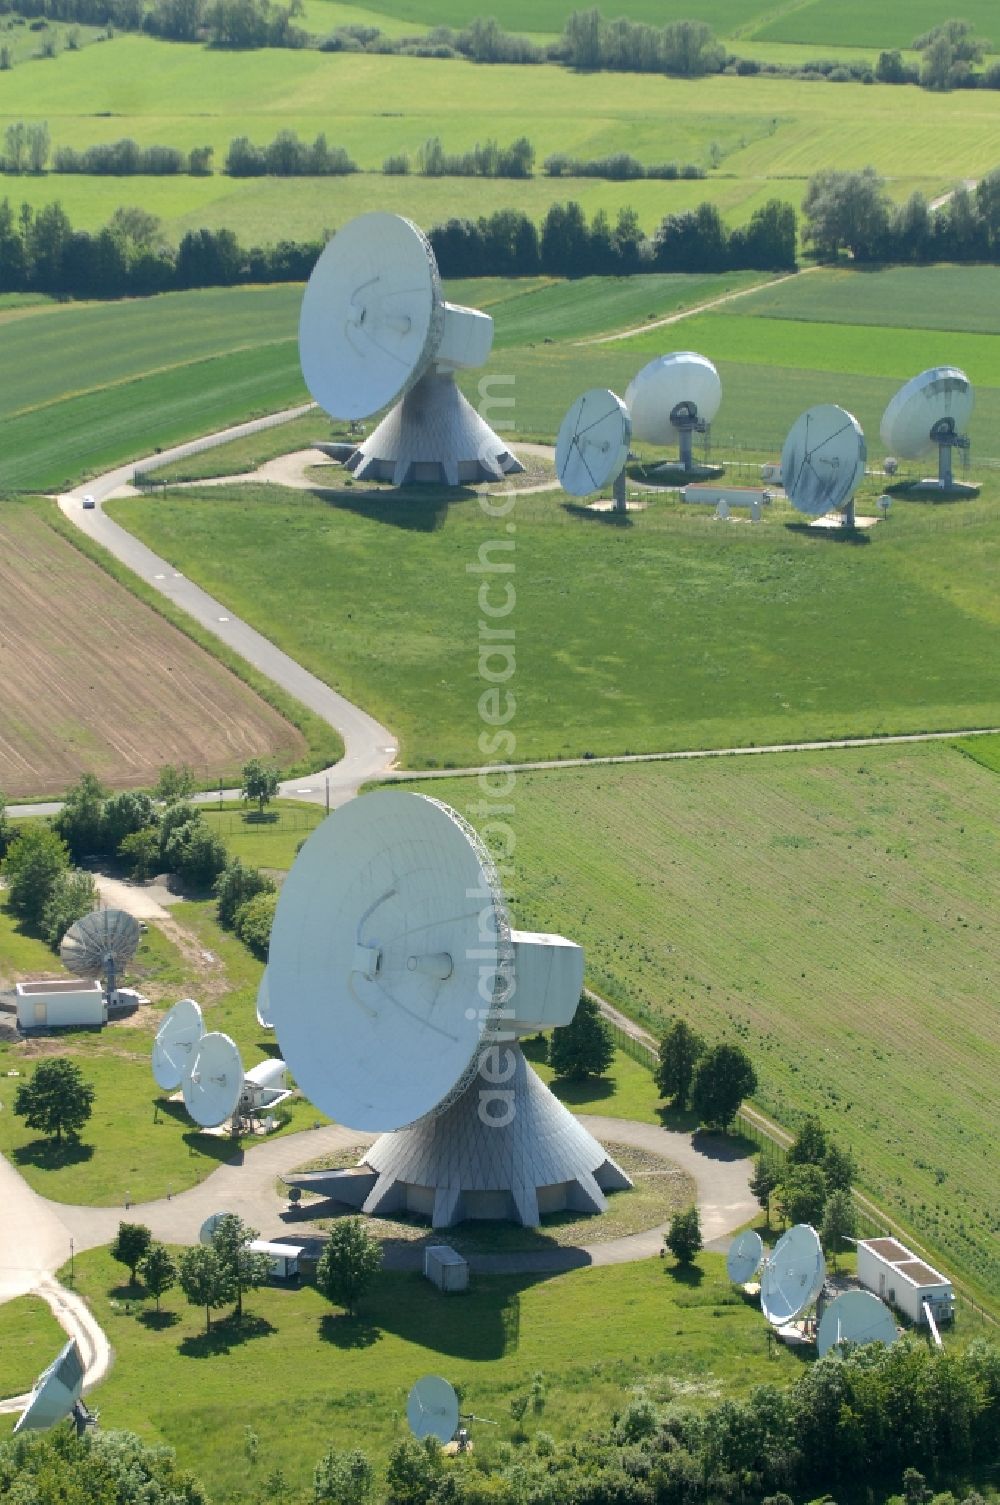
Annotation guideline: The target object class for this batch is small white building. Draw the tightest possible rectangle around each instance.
[856,1237,954,1326]
[423,1244,469,1293]
[247,1241,305,1281]
[15,980,104,1032]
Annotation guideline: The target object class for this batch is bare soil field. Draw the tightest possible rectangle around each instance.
[0,503,306,797]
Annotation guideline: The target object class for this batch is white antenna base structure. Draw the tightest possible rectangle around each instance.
[285,1045,631,1228]
[346,370,523,488]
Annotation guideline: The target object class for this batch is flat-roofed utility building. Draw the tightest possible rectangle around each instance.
[15,980,104,1031]
[857,1237,954,1326]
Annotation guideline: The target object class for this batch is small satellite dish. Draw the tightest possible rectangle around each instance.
[183,1031,244,1128]
[299,213,519,487]
[60,908,141,1002]
[152,998,204,1091]
[816,1290,898,1357]
[555,388,631,498]
[625,352,721,471]
[760,1224,825,1327]
[880,367,973,489]
[781,404,866,519]
[726,1228,764,1285]
[877,494,892,516]
[267,791,510,1133]
[198,1211,231,1246]
[255,968,273,1030]
[407,1375,460,1444]
[14,1339,84,1433]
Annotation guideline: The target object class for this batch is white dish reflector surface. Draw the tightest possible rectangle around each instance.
[816,1289,898,1356]
[556,388,631,496]
[726,1228,764,1285]
[880,366,973,458]
[407,1375,460,1443]
[267,790,510,1133]
[781,404,866,517]
[625,352,721,444]
[299,212,443,421]
[183,1031,243,1127]
[760,1223,825,1326]
[152,998,204,1091]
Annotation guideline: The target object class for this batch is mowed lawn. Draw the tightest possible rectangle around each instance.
[108,475,1000,768]
[392,743,1000,1305]
[38,1246,804,1495]
[1,38,993,244]
[0,1295,67,1401]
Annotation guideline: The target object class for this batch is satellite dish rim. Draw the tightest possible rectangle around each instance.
[152,998,204,1091]
[183,1030,244,1128]
[760,1223,825,1327]
[726,1227,764,1285]
[781,404,867,518]
[406,1374,460,1443]
[816,1289,898,1357]
[625,351,722,444]
[59,907,141,980]
[880,365,974,459]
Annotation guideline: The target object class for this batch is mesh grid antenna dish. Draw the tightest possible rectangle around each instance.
[781,404,866,518]
[880,366,974,458]
[556,388,631,497]
[625,352,722,446]
[183,1031,244,1127]
[760,1224,825,1327]
[255,968,273,1030]
[152,998,204,1091]
[266,789,512,1134]
[60,908,140,992]
[299,212,446,421]
[14,1339,84,1433]
[816,1290,898,1357]
[407,1376,460,1444]
[726,1228,764,1285]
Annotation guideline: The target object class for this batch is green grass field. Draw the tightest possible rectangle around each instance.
[1,36,992,246]
[0,1295,67,1401]
[392,742,1000,1306]
[37,1245,803,1495]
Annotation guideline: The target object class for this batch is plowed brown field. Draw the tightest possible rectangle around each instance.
[0,504,306,797]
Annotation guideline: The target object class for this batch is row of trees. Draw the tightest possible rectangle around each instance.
[543,151,705,182]
[2,822,96,944]
[803,165,1000,262]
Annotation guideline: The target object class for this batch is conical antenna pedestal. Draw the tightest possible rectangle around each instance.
[287,1043,630,1228]
[347,369,522,487]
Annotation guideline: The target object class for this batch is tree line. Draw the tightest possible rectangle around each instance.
[802,165,1000,262]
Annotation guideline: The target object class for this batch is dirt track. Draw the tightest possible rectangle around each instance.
[0,506,306,797]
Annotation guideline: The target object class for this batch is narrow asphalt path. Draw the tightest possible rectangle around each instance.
[579,267,816,346]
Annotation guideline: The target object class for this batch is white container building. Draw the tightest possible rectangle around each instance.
[423,1244,469,1293]
[247,1241,305,1281]
[856,1237,954,1326]
[15,980,104,1032]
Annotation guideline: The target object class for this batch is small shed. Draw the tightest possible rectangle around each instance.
[424,1244,469,1293]
[248,1241,305,1281]
[15,980,104,1032]
[856,1237,954,1326]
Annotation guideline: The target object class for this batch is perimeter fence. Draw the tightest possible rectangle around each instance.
[598,1011,997,1327]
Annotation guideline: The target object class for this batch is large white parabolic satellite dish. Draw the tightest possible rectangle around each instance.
[14,1339,84,1433]
[299,212,521,487]
[267,791,510,1132]
[880,366,974,458]
[781,404,866,518]
[183,1031,244,1128]
[407,1375,460,1443]
[625,352,722,463]
[760,1224,826,1327]
[816,1290,898,1357]
[60,908,141,999]
[152,998,204,1092]
[726,1228,764,1285]
[556,388,631,498]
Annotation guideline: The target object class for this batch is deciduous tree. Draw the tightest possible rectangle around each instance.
[665,1205,702,1265]
[240,757,280,814]
[139,1242,177,1310]
[3,823,70,925]
[315,1218,381,1316]
[111,1222,152,1283]
[14,1059,94,1143]
[691,1043,757,1132]
[210,1213,273,1321]
[655,1017,704,1108]
[547,993,613,1080]
[178,1245,233,1334]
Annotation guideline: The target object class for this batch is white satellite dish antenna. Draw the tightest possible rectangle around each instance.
[880,366,974,492]
[407,1376,460,1444]
[183,1031,244,1128]
[556,388,631,511]
[816,1290,898,1357]
[14,1339,85,1433]
[760,1224,826,1328]
[255,968,273,1029]
[300,212,522,487]
[152,998,204,1091]
[60,908,141,1005]
[726,1228,764,1285]
[625,352,721,474]
[781,404,866,527]
[198,1211,231,1246]
[269,790,632,1227]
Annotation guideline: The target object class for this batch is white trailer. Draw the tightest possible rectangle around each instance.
[424,1244,469,1293]
[247,1241,305,1281]
[856,1237,954,1326]
[15,980,104,1031]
